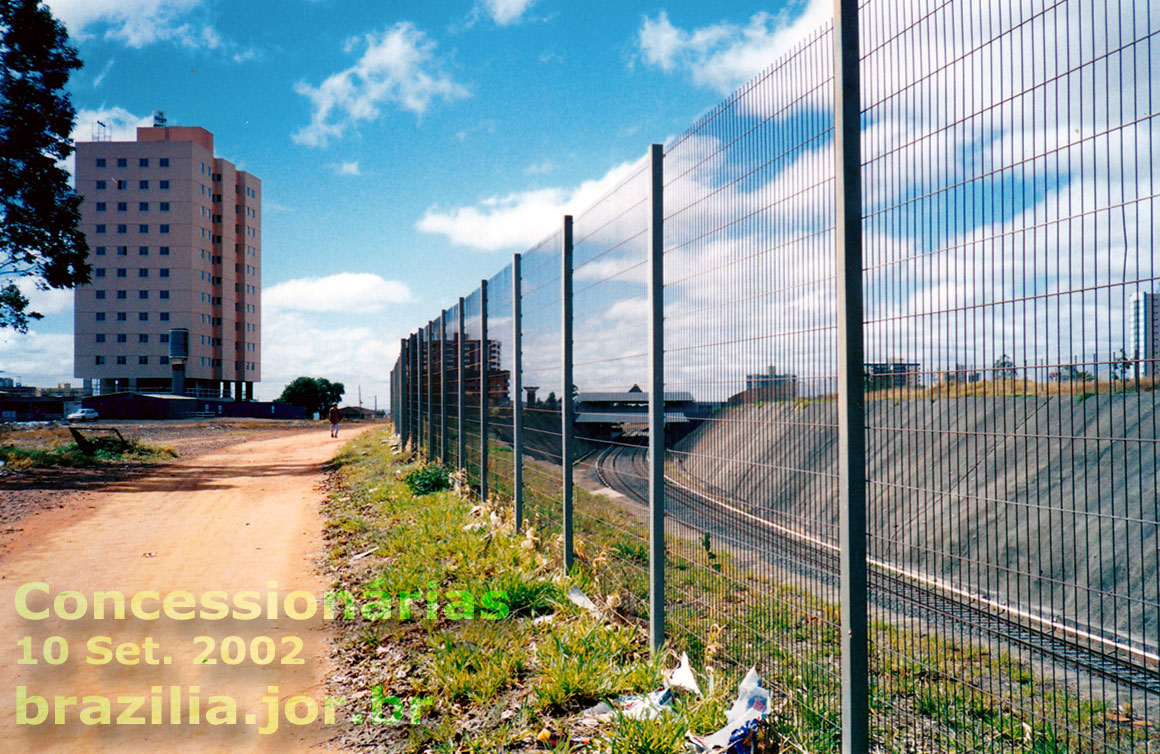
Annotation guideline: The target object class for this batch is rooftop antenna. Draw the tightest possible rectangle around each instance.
[153,109,168,128]
[92,120,110,142]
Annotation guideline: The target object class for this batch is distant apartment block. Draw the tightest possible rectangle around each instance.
[865,361,921,389]
[73,124,261,399]
[728,365,799,405]
[1131,291,1158,378]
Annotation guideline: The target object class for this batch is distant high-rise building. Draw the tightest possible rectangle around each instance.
[1130,291,1158,378]
[73,126,262,399]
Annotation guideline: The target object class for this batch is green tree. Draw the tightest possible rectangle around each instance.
[1110,348,1133,386]
[992,353,1017,380]
[0,0,88,332]
[277,377,345,417]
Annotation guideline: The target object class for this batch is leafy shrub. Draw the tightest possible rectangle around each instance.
[403,464,451,495]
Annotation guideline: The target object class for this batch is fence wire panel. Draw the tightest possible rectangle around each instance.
[486,265,516,502]
[570,160,653,621]
[520,232,565,537]
[661,23,844,741]
[462,289,484,490]
[444,303,461,470]
[860,2,1160,752]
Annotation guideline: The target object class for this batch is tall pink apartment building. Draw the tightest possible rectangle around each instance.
[73,125,261,400]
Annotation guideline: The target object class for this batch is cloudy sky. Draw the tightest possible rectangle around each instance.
[2,0,828,403]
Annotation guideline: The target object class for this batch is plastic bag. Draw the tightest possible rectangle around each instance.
[687,668,770,753]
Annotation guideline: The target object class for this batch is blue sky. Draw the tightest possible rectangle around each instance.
[1,0,829,402]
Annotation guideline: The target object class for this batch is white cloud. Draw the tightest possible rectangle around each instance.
[293,23,470,148]
[264,273,412,314]
[637,2,831,93]
[47,0,221,49]
[258,309,399,406]
[15,280,74,318]
[92,59,115,87]
[330,161,362,176]
[478,0,537,26]
[416,159,642,251]
[0,330,73,387]
[524,159,554,176]
[66,107,153,180]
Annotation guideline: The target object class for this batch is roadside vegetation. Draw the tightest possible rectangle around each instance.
[0,425,177,468]
[322,428,1157,753]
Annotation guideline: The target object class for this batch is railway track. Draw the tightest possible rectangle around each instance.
[592,442,1160,698]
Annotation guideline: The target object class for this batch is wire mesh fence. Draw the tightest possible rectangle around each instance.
[388,0,1159,750]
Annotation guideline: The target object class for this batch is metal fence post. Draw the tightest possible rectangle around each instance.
[422,324,431,454]
[457,298,467,473]
[399,338,407,440]
[440,309,448,467]
[410,332,418,450]
[512,253,524,530]
[834,1,868,752]
[561,215,575,571]
[647,143,666,654]
[426,320,435,459]
[479,279,490,503]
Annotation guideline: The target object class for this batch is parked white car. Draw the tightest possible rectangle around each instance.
[66,408,100,422]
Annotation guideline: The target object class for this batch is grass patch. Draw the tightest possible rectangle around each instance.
[0,437,177,468]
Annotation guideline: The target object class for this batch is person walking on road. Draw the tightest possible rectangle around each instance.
[328,404,342,438]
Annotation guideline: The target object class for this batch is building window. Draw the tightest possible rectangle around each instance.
[96,158,106,167]
[95,268,106,278]
[116,180,127,190]
[160,312,169,321]
[139,334,149,343]
[95,356,105,365]
[95,312,106,321]
[96,180,107,190]
[139,246,149,256]
[95,290,106,299]
[138,268,148,278]
[117,334,127,343]
[117,246,128,256]
[95,246,106,255]
[138,290,149,300]
[159,290,170,299]
[116,356,127,365]
[138,224,148,233]
[116,268,126,278]
[160,224,170,234]
[160,180,170,190]
[138,202,149,212]
[160,268,170,278]
[160,356,169,365]
[116,224,127,234]
[159,158,169,167]
[95,224,106,234]
[116,202,127,212]
[95,202,106,212]
[116,312,126,321]
[139,356,149,365]
[116,290,126,299]
[95,334,105,343]
[160,202,170,212]
[159,246,170,255]
[116,158,127,168]
[138,180,149,190]
[139,312,148,321]
[139,158,149,168]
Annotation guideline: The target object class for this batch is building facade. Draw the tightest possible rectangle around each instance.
[1131,291,1158,379]
[73,126,261,399]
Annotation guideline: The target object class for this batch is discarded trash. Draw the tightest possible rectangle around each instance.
[535,727,591,747]
[583,688,674,721]
[567,586,600,614]
[582,652,701,722]
[666,652,702,697]
[687,668,770,753]
[350,547,378,562]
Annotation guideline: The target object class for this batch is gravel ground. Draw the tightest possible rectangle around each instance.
[0,418,379,552]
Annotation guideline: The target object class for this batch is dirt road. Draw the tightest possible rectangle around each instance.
[0,427,364,753]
